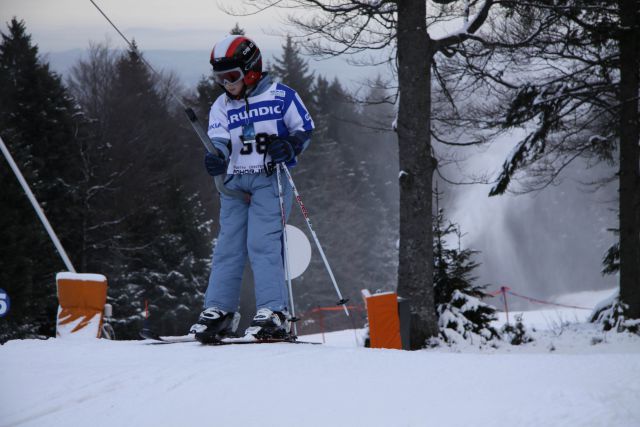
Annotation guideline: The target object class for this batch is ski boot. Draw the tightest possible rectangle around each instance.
[190,307,240,344]
[244,308,292,340]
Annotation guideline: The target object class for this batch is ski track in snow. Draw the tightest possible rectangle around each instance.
[2,325,640,427]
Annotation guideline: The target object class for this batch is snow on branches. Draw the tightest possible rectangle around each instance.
[433,199,500,346]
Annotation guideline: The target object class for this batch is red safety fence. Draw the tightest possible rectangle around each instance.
[308,306,364,313]
[485,286,594,324]
[295,287,595,339]
[297,305,366,343]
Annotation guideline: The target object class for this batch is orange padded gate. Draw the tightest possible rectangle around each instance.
[56,273,108,338]
[366,292,402,349]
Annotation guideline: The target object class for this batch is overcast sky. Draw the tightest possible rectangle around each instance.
[1,0,289,51]
[0,0,392,87]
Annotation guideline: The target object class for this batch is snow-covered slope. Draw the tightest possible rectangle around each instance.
[2,291,639,427]
[2,331,639,427]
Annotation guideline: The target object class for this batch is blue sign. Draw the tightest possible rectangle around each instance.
[0,288,10,317]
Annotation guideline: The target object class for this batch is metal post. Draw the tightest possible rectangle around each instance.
[0,136,76,272]
[501,286,510,325]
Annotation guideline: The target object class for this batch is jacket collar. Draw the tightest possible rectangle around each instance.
[244,72,273,98]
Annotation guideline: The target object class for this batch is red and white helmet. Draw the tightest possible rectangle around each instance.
[210,35,262,87]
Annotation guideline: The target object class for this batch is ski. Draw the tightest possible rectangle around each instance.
[139,328,320,345]
[139,328,197,344]
[206,336,321,346]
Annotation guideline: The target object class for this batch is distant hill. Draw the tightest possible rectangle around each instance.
[45,48,385,90]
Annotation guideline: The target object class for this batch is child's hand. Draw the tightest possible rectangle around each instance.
[204,152,227,176]
[267,138,295,163]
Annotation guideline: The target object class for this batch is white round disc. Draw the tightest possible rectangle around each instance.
[285,224,312,280]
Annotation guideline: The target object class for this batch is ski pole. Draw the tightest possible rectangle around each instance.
[183,108,248,201]
[281,164,350,316]
[88,0,247,202]
[0,136,76,272]
[276,164,297,335]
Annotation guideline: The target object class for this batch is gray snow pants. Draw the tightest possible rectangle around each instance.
[204,172,293,313]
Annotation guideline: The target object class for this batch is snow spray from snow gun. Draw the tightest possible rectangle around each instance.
[88,0,247,202]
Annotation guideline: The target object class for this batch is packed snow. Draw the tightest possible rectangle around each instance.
[2,290,640,427]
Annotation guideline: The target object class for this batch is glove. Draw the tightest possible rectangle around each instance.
[204,152,227,176]
[267,138,295,164]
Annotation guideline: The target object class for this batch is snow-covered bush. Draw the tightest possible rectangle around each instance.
[437,290,500,345]
[433,202,500,346]
[590,289,640,334]
[597,240,639,334]
[501,314,534,345]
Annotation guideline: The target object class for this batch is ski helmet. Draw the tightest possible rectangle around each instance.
[210,35,262,87]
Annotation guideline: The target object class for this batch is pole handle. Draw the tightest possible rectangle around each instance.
[183,108,248,201]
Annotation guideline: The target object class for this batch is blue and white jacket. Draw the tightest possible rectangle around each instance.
[207,73,314,175]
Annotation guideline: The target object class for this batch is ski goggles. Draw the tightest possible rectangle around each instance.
[213,67,244,85]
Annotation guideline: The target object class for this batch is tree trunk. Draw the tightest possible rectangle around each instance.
[618,0,640,319]
[395,0,439,348]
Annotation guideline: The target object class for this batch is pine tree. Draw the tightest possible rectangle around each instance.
[325,78,353,142]
[193,76,223,119]
[433,190,499,345]
[313,75,331,140]
[230,23,245,35]
[89,44,212,338]
[66,42,120,273]
[0,19,83,341]
[602,240,620,276]
[271,35,315,113]
[359,76,399,203]
[137,178,212,336]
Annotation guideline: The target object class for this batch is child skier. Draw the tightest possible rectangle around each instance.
[189,35,314,343]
